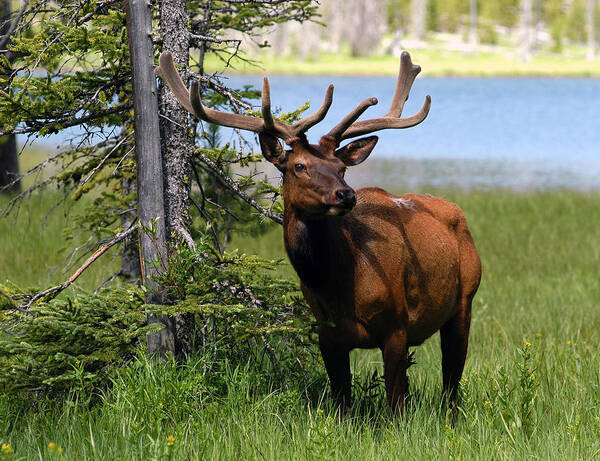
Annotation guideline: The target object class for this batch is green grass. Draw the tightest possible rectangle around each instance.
[205,48,600,77]
[0,145,119,291]
[1,188,600,459]
[0,193,119,292]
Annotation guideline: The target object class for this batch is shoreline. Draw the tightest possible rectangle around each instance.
[206,70,600,78]
[203,52,600,78]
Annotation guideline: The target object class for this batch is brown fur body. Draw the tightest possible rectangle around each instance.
[284,186,481,409]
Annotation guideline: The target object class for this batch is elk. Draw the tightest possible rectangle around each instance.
[156,51,481,411]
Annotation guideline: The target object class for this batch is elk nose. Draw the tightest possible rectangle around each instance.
[335,188,356,208]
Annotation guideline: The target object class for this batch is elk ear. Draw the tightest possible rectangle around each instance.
[335,136,378,166]
[259,132,286,171]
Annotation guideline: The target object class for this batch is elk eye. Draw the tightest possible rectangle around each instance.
[294,163,307,173]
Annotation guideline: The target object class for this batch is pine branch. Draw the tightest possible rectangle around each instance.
[196,149,283,225]
[0,103,133,137]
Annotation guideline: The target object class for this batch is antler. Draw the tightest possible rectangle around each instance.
[155,51,334,144]
[325,51,431,142]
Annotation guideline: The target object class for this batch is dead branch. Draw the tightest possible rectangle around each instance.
[0,0,29,51]
[190,33,242,45]
[14,223,139,311]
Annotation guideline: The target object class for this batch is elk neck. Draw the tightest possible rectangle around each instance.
[282,205,354,290]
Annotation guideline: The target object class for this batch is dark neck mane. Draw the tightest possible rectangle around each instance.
[283,209,334,289]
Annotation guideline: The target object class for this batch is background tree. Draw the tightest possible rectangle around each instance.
[345,0,387,57]
[249,0,600,61]
[469,0,478,48]
[566,0,587,44]
[519,0,534,61]
[0,0,20,195]
[410,0,428,40]
[586,0,596,59]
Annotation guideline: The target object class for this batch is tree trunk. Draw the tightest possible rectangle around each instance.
[0,0,20,195]
[158,0,195,356]
[120,176,141,281]
[586,0,595,60]
[469,0,478,49]
[598,0,600,52]
[347,0,386,57]
[125,0,175,358]
[0,135,19,194]
[410,0,428,41]
[519,0,533,61]
[324,0,347,54]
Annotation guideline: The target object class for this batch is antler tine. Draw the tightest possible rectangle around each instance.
[157,51,334,143]
[387,51,421,117]
[158,51,265,132]
[261,77,275,130]
[156,51,195,114]
[338,51,431,141]
[339,96,431,140]
[292,84,334,134]
[326,97,378,141]
[260,77,297,140]
[189,80,265,132]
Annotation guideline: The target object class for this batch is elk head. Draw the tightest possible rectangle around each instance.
[156,51,431,218]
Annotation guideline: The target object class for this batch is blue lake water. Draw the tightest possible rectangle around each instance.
[27,76,600,190]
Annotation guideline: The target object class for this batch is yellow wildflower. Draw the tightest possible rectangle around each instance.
[567,340,572,345]
[1,443,13,454]
[166,435,175,446]
[48,442,57,451]
[524,341,532,348]
[316,408,324,414]
[536,332,542,338]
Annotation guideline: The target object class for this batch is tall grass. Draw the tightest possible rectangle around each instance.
[1,188,599,459]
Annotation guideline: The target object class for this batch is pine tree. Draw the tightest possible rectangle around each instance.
[0,0,318,359]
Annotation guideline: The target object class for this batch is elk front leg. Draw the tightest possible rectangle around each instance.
[382,329,409,412]
[319,330,352,410]
[440,296,472,407]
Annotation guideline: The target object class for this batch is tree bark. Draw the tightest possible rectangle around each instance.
[125,0,175,358]
[598,0,600,53]
[120,176,141,281]
[158,0,195,355]
[410,0,428,41]
[347,0,386,57]
[519,0,533,61]
[0,0,20,195]
[469,0,478,49]
[586,0,595,60]
[0,135,19,194]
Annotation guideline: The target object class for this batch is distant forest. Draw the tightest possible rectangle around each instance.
[252,0,600,59]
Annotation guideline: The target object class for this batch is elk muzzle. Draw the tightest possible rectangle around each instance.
[326,187,356,215]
